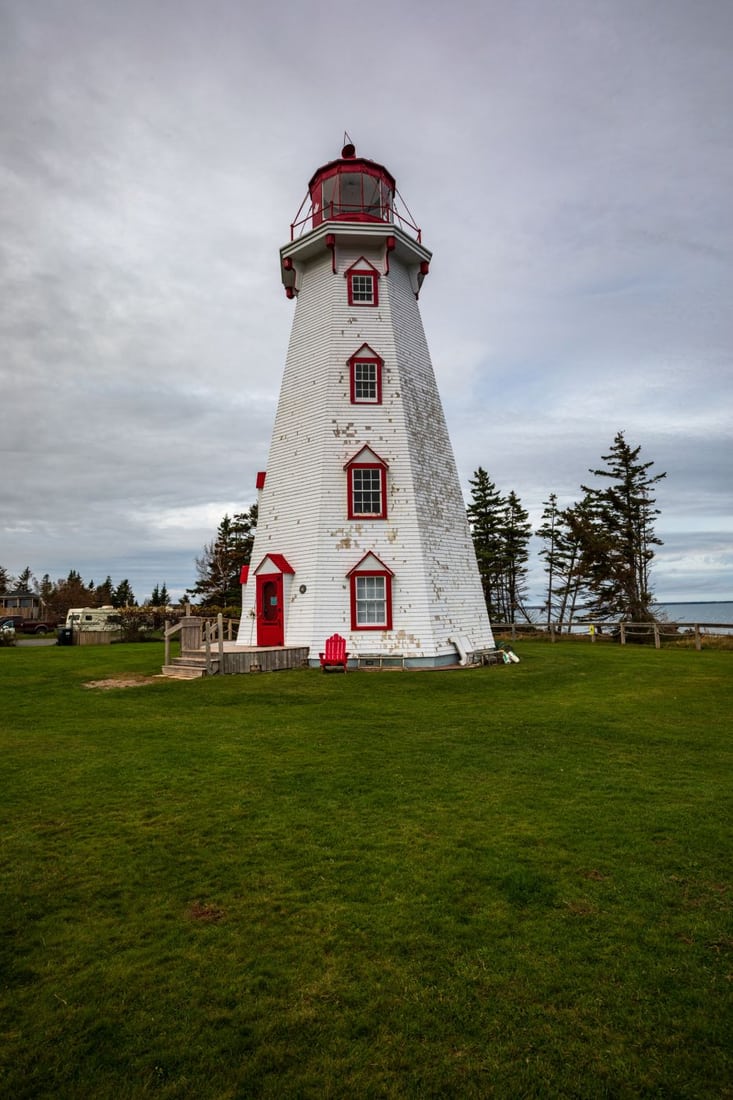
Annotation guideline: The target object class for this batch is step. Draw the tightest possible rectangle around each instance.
[176,653,222,665]
[161,664,207,680]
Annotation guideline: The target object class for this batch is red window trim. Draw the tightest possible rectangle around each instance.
[345,261,379,307]
[346,463,387,520]
[349,570,393,631]
[349,348,383,405]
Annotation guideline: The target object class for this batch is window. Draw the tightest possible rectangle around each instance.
[355,575,387,625]
[345,258,379,307]
[349,345,383,404]
[350,466,383,516]
[347,553,394,631]
[344,446,389,520]
[350,273,376,304]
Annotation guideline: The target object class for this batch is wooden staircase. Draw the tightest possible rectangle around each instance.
[160,616,309,679]
[160,616,227,680]
[161,655,220,680]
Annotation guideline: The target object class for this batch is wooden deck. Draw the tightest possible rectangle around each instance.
[162,642,310,679]
[161,616,309,678]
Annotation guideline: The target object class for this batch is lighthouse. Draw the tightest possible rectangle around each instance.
[237,142,494,668]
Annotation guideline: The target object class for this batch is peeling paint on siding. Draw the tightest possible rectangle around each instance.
[237,238,494,660]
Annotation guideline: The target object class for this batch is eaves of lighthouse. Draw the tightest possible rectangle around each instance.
[237,141,494,667]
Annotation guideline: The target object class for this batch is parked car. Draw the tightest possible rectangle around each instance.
[0,615,56,635]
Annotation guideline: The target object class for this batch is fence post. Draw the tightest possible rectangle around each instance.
[550,622,556,644]
[205,626,212,676]
[695,623,701,652]
[164,620,170,667]
[653,623,660,649]
[511,622,516,641]
[217,612,224,670]
[620,622,626,645]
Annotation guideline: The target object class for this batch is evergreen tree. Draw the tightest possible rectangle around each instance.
[0,567,14,594]
[536,493,560,627]
[37,574,55,612]
[536,494,597,631]
[95,576,116,606]
[466,469,507,621]
[16,566,35,592]
[146,584,170,608]
[46,571,95,621]
[187,504,258,608]
[555,495,599,628]
[501,491,532,622]
[578,432,666,621]
[114,579,136,608]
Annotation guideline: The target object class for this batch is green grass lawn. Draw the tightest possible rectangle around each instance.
[1,642,731,1099]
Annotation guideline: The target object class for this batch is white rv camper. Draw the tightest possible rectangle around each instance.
[59,606,123,644]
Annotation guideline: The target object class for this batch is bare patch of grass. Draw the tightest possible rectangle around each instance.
[186,900,226,923]
[83,676,157,690]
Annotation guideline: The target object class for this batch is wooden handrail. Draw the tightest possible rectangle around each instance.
[164,619,183,667]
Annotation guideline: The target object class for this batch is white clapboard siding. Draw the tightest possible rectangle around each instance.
[237,227,494,665]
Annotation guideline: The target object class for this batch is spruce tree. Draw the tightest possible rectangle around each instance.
[37,574,55,611]
[557,495,602,627]
[501,491,532,622]
[95,576,116,606]
[536,492,561,628]
[46,571,96,621]
[113,579,136,608]
[187,504,258,608]
[466,468,507,621]
[16,566,35,592]
[578,432,666,621]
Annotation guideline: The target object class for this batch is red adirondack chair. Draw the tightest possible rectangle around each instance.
[319,632,349,672]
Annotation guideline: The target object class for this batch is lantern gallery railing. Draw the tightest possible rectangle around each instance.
[290,189,422,242]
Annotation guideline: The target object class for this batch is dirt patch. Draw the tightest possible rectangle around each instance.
[83,677,157,690]
[186,901,226,924]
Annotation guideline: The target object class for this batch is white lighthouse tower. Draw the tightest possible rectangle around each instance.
[237,142,494,668]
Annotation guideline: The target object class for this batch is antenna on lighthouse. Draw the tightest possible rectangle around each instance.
[342,131,356,158]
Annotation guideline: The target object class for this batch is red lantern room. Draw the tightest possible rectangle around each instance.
[289,140,422,244]
[308,142,395,228]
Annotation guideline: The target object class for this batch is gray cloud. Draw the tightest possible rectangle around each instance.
[1,0,731,602]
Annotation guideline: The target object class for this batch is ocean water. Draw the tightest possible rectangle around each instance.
[654,602,733,625]
[525,602,733,631]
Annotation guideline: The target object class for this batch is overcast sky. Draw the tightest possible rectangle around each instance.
[2,0,731,604]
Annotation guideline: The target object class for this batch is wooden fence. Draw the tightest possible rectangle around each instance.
[493,621,733,651]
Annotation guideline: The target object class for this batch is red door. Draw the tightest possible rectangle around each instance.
[256,573,284,646]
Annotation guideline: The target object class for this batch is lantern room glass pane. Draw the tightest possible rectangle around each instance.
[362,175,381,217]
[338,173,361,215]
[321,177,337,218]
